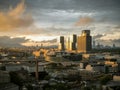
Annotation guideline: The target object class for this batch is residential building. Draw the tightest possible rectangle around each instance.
[86,63,106,73]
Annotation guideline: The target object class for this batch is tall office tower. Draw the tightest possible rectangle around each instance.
[66,37,71,51]
[72,34,77,50]
[65,34,77,51]
[77,30,92,53]
[58,36,65,51]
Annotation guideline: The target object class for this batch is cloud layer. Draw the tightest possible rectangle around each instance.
[0,0,33,31]
[0,0,119,47]
[74,17,94,26]
[0,36,29,47]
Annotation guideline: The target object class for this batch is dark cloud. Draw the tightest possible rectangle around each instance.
[40,26,90,36]
[0,0,22,10]
[1,0,120,13]
[0,0,120,25]
[25,0,120,11]
[0,36,29,47]
[96,39,120,47]
[93,34,104,40]
[27,0,120,26]
[111,39,120,43]
[40,39,57,43]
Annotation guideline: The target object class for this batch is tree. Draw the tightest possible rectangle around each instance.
[9,71,24,90]
[9,71,24,86]
[45,83,69,90]
[99,75,112,85]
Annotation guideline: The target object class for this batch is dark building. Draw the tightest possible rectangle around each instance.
[72,34,77,50]
[77,30,92,53]
[59,36,65,51]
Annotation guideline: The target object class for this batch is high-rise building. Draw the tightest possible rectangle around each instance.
[58,36,65,51]
[72,34,77,50]
[66,36,71,51]
[77,30,92,53]
[65,34,77,51]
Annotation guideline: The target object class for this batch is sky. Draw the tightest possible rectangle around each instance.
[0,0,120,47]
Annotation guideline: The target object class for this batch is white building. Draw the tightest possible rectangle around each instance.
[5,64,24,72]
[23,63,47,73]
[24,65,44,73]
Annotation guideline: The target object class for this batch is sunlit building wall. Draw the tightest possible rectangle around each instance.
[65,36,71,51]
[77,30,92,53]
[65,34,77,51]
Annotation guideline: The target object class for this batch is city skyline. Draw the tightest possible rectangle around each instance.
[0,0,120,47]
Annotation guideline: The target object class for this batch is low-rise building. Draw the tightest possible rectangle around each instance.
[113,75,120,81]
[0,70,10,83]
[23,63,45,73]
[0,83,19,90]
[79,61,88,69]
[105,58,118,73]
[85,63,106,73]
[106,65,118,73]
[82,54,96,60]
[5,63,24,72]
[0,70,19,90]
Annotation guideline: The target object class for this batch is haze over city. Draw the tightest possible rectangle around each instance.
[0,0,120,47]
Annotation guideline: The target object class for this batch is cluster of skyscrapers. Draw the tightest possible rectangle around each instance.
[58,30,92,53]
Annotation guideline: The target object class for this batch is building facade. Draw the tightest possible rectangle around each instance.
[65,34,77,51]
[59,36,65,51]
[72,34,77,50]
[66,36,71,51]
[77,30,92,53]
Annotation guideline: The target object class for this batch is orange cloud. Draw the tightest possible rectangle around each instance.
[74,17,94,26]
[0,0,33,31]
[8,0,25,17]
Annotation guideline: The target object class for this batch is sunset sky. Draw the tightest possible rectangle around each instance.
[0,0,120,47]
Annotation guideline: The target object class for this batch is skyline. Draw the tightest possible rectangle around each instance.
[0,0,120,47]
